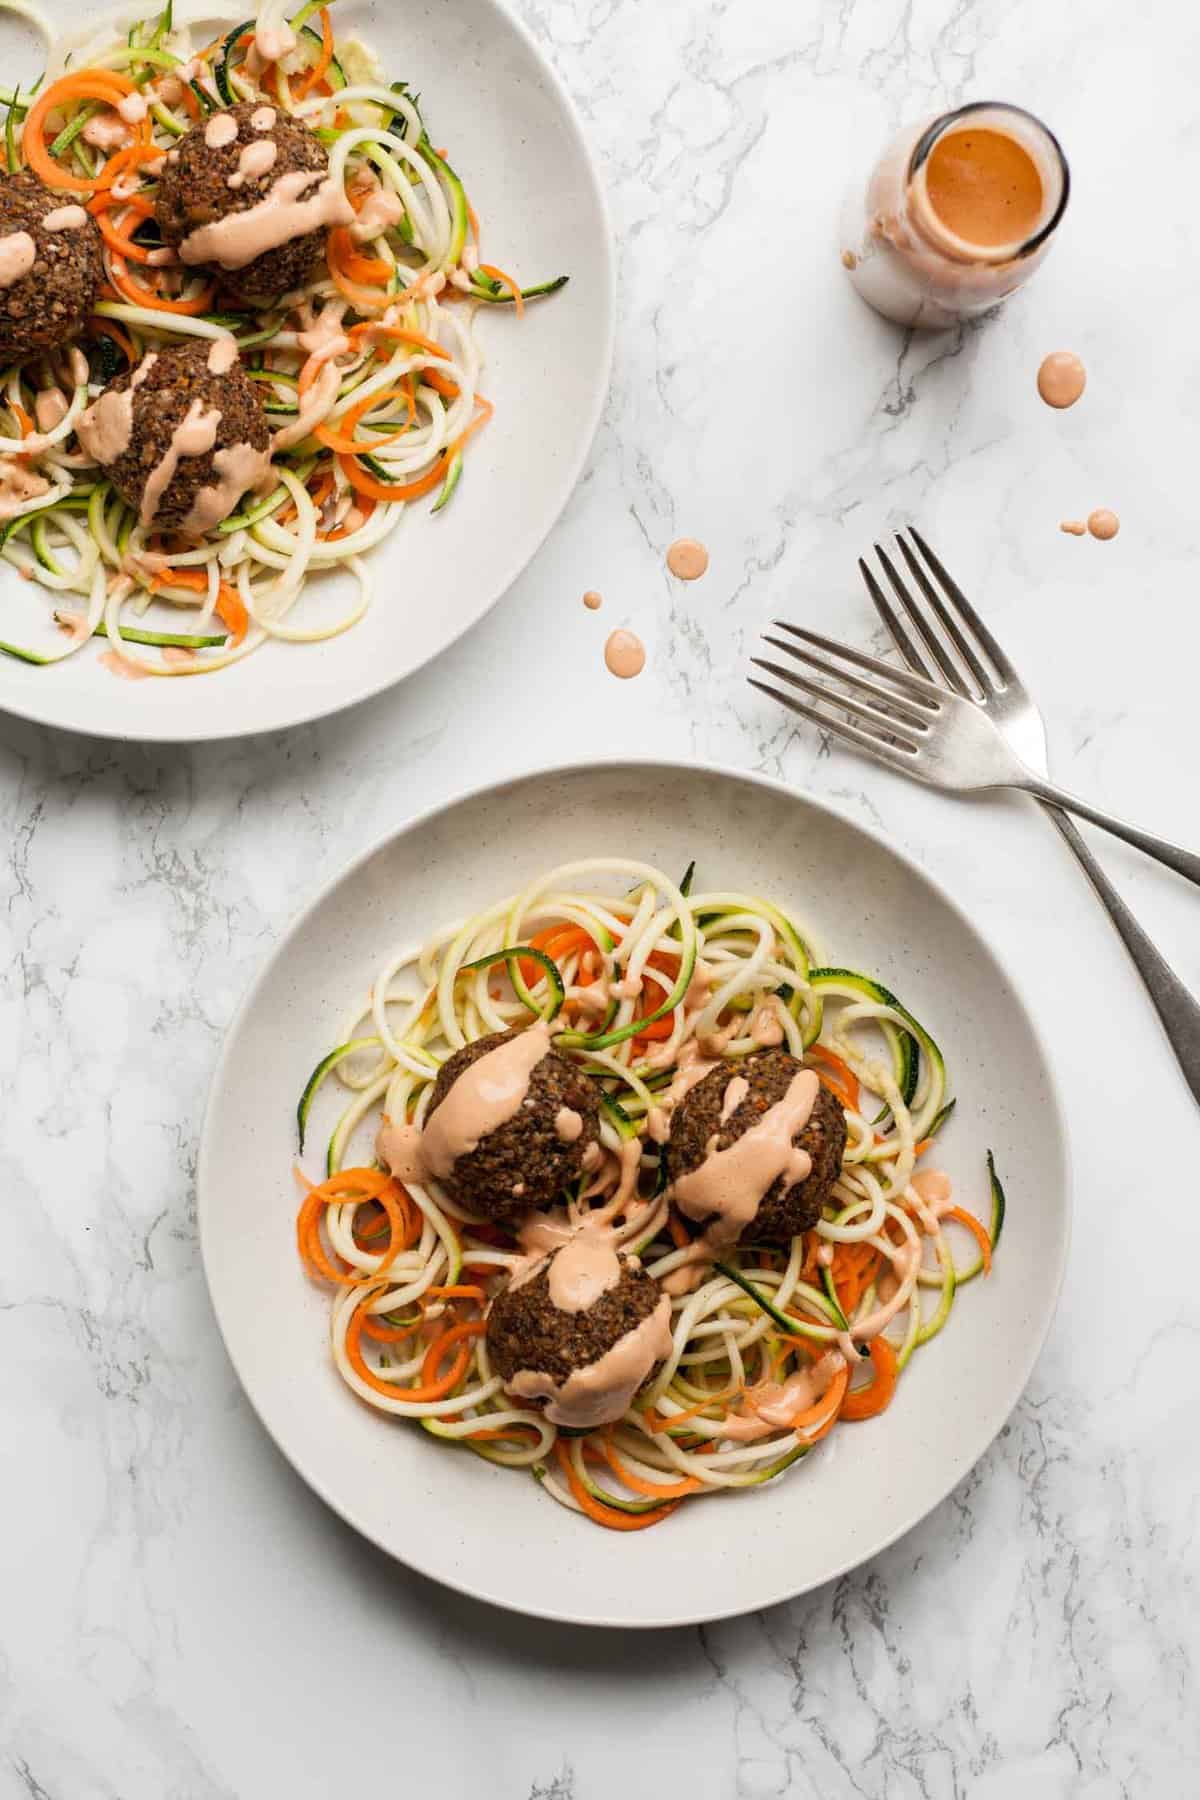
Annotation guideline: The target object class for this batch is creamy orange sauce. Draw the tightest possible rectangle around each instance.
[718,1074,749,1123]
[297,298,349,354]
[554,1106,583,1142]
[507,1295,672,1428]
[582,589,602,611]
[751,1002,785,1047]
[180,170,354,271]
[924,127,1043,248]
[77,352,157,466]
[545,1235,622,1313]
[207,335,239,375]
[908,1167,954,1233]
[350,187,404,242]
[666,537,709,580]
[671,1068,819,1248]
[99,648,150,681]
[82,111,131,151]
[229,137,279,189]
[0,231,36,288]
[1060,519,1086,536]
[34,389,68,433]
[141,398,221,526]
[0,459,49,521]
[604,629,645,679]
[719,1352,845,1442]
[205,111,239,150]
[179,439,273,537]
[271,358,342,452]
[43,205,88,232]
[254,19,296,62]
[1037,351,1086,408]
[1088,508,1120,540]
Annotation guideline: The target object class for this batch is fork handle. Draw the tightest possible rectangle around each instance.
[1022,776,1200,889]
[1043,805,1200,1106]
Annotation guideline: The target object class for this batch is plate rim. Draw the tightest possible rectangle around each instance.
[197,754,1074,1628]
[0,0,616,744]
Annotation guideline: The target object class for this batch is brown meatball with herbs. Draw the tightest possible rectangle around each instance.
[0,171,103,363]
[666,1048,848,1244]
[425,1028,601,1223]
[155,101,333,304]
[486,1249,667,1427]
[77,340,270,535]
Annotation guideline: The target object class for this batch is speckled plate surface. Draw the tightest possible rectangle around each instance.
[0,0,613,740]
[198,760,1072,1629]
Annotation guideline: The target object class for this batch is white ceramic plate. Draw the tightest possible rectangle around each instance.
[0,0,613,741]
[199,761,1072,1628]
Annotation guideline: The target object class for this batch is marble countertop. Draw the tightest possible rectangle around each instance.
[3,0,1199,1794]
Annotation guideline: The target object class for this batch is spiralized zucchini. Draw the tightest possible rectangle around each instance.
[296,857,1004,1530]
[0,0,566,674]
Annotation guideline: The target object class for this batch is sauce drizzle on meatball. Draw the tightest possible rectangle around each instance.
[671,1067,820,1248]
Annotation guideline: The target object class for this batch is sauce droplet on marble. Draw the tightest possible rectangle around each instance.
[604,629,645,679]
[582,589,602,610]
[666,537,709,580]
[1059,519,1086,536]
[1037,351,1086,408]
[1087,508,1120,540]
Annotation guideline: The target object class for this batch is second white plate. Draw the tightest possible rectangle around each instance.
[0,0,613,740]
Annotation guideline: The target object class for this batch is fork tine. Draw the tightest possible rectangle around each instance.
[769,620,944,707]
[875,544,972,697]
[858,557,939,682]
[760,633,932,730]
[754,649,926,744]
[747,677,919,768]
[907,527,1020,687]
[894,535,994,694]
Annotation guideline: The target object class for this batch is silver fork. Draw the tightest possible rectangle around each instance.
[749,526,1200,1104]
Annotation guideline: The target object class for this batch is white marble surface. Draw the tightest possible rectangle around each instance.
[3,0,1200,1794]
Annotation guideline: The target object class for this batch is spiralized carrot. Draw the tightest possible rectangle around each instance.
[346,322,452,361]
[295,1167,408,1286]
[597,1436,704,1500]
[944,1205,993,1274]
[23,70,148,193]
[294,5,335,97]
[339,396,493,505]
[314,385,413,455]
[806,1043,860,1112]
[108,255,215,316]
[478,261,524,317]
[327,226,390,287]
[345,1302,481,1402]
[554,1441,679,1531]
[840,1337,898,1421]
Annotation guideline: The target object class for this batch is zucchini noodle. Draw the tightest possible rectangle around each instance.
[295,858,1006,1529]
[0,0,566,674]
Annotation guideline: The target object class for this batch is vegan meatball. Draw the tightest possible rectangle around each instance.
[0,171,103,363]
[76,340,271,536]
[666,1048,847,1244]
[486,1241,671,1428]
[156,101,339,304]
[424,1026,601,1224]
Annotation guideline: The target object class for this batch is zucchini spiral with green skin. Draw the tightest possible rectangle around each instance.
[295,856,1004,1530]
[0,0,566,675]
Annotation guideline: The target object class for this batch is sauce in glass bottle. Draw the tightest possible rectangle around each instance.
[841,102,1069,328]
